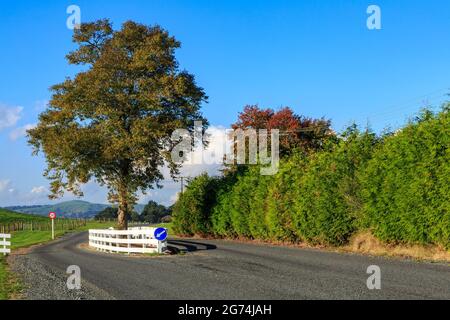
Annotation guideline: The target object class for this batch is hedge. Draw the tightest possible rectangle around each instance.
[173,105,449,248]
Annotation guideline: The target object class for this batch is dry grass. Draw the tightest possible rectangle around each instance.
[341,231,450,263]
[175,232,450,263]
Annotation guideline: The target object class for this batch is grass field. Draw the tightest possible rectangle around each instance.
[9,220,116,250]
[0,217,172,300]
[154,222,173,236]
[0,216,115,300]
[0,256,13,300]
[0,208,47,224]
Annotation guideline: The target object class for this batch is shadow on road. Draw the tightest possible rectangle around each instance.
[168,240,217,253]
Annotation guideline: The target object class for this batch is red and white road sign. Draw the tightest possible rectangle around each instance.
[48,212,57,220]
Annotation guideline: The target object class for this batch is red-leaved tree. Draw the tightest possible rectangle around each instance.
[232,105,333,156]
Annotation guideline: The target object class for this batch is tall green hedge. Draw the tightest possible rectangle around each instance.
[362,107,449,248]
[173,105,449,248]
[172,173,219,236]
[291,127,378,245]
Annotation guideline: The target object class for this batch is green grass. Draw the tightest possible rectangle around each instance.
[0,208,47,224]
[153,223,174,236]
[10,221,116,250]
[1,219,171,299]
[0,209,51,299]
[0,219,114,300]
[0,257,10,300]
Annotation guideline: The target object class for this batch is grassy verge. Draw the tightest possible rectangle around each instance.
[0,255,22,300]
[1,221,172,299]
[341,231,450,263]
[0,220,114,300]
[153,222,173,236]
[10,221,116,250]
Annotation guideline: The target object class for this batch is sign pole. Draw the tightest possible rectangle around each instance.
[49,212,56,240]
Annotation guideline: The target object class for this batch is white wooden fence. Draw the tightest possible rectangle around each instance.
[0,234,11,256]
[89,227,167,254]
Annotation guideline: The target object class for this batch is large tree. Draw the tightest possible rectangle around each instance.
[141,200,169,224]
[28,20,208,229]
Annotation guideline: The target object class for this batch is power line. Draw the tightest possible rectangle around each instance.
[354,87,449,121]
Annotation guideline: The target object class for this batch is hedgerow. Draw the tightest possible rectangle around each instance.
[362,106,449,248]
[172,173,219,236]
[292,127,378,245]
[173,105,449,248]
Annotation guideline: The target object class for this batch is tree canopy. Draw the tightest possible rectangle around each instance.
[141,200,170,223]
[231,105,334,156]
[94,207,141,222]
[28,19,208,229]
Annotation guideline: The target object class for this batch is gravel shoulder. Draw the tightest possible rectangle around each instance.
[8,235,115,300]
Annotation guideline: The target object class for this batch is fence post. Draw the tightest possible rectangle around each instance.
[127,234,131,254]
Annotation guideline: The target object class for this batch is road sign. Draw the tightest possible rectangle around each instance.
[154,228,168,241]
[49,212,56,239]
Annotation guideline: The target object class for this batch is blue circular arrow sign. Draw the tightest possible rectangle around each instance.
[154,228,168,241]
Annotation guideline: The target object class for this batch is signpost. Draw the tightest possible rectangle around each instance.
[49,212,56,239]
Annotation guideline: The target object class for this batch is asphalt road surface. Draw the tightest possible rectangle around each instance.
[11,232,450,300]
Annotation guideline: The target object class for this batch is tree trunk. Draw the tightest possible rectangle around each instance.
[117,189,129,230]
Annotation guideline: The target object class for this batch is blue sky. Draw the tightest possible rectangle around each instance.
[0,0,448,207]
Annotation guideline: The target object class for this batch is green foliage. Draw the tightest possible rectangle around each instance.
[141,201,170,223]
[172,173,219,236]
[226,170,255,237]
[28,19,208,229]
[173,105,449,248]
[247,172,272,240]
[266,154,304,242]
[292,128,378,245]
[362,106,450,248]
[95,207,118,220]
[94,207,141,222]
[211,189,234,237]
[0,256,17,300]
[0,209,47,223]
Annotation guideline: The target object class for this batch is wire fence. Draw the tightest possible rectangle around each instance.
[0,219,87,233]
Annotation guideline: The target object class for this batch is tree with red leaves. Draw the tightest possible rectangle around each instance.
[231,105,333,156]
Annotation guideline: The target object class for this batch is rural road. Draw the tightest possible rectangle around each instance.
[10,232,450,300]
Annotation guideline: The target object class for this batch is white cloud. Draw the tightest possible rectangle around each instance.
[0,126,230,207]
[0,180,19,206]
[179,125,228,177]
[170,192,180,203]
[136,125,231,206]
[31,186,48,194]
[9,123,36,141]
[0,180,12,192]
[0,104,23,131]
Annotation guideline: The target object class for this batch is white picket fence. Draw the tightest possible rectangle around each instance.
[89,227,167,254]
[0,234,11,256]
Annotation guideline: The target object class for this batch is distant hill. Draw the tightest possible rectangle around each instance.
[5,200,146,219]
[0,208,48,223]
